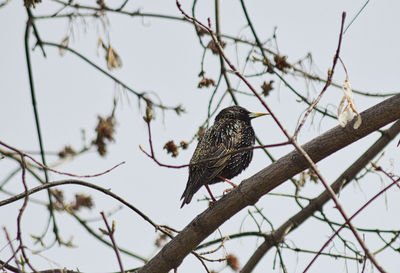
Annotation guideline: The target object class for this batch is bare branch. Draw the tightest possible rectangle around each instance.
[100,212,124,273]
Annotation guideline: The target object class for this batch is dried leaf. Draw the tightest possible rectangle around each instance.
[198,77,216,88]
[52,189,64,202]
[96,0,107,9]
[59,36,69,56]
[92,115,116,156]
[180,141,188,149]
[337,77,362,129]
[58,145,76,158]
[196,25,207,37]
[261,80,274,97]
[71,194,93,211]
[174,104,185,115]
[226,253,240,271]
[24,0,41,8]
[154,233,168,248]
[207,40,226,55]
[97,38,122,70]
[106,46,122,70]
[163,140,179,157]
[51,189,65,211]
[274,55,290,72]
[262,57,274,73]
[297,168,318,187]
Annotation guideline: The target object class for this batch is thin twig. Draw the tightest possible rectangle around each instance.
[140,123,289,169]
[2,227,21,272]
[292,13,345,137]
[26,8,47,57]
[100,212,124,273]
[15,155,37,272]
[281,245,363,262]
[0,141,125,178]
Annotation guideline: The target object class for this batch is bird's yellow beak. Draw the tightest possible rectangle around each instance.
[249,112,269,119]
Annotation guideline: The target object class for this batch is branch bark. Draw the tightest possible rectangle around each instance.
[137,94,400,273]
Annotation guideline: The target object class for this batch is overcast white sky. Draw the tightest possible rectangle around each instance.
[1,0,400,272]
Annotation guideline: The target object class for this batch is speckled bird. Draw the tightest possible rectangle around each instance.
[180,106,267,208]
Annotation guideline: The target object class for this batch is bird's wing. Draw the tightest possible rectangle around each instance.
[194,121,241,182]
[181,121,241,207]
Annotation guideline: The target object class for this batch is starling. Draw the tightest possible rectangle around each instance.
[180,106,267,208]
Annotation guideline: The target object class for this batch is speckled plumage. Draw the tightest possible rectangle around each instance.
[180,106,265,208]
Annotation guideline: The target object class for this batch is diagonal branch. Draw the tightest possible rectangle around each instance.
[137,89,400,272]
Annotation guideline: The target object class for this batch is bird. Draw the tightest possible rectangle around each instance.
[180,105,267,208]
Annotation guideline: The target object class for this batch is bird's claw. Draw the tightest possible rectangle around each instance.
[208,200,216,207]
[223,188,233,195]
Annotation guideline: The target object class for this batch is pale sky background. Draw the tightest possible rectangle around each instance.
[1,0,400,272]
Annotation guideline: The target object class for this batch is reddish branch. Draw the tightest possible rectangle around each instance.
[140,116,290,169]
[293,12,346,137]
[100,212,124,273]
[0,141,125,178]
[15,152,37,272]
[2,227,21,272]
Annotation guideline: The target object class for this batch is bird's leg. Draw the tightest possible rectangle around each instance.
[218,175,237,188]
[204,184,217,203]
[218,175,237,194]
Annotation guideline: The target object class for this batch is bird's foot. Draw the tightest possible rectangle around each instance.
[218,175,237,188]
[208,200,216,207]
[223,188,233,195]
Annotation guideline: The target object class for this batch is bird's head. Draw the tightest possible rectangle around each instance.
[215,106,268,122]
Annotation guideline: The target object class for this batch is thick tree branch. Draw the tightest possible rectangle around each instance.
[137,94,400,273]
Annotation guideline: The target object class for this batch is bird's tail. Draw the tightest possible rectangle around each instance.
[180,185,194,208]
